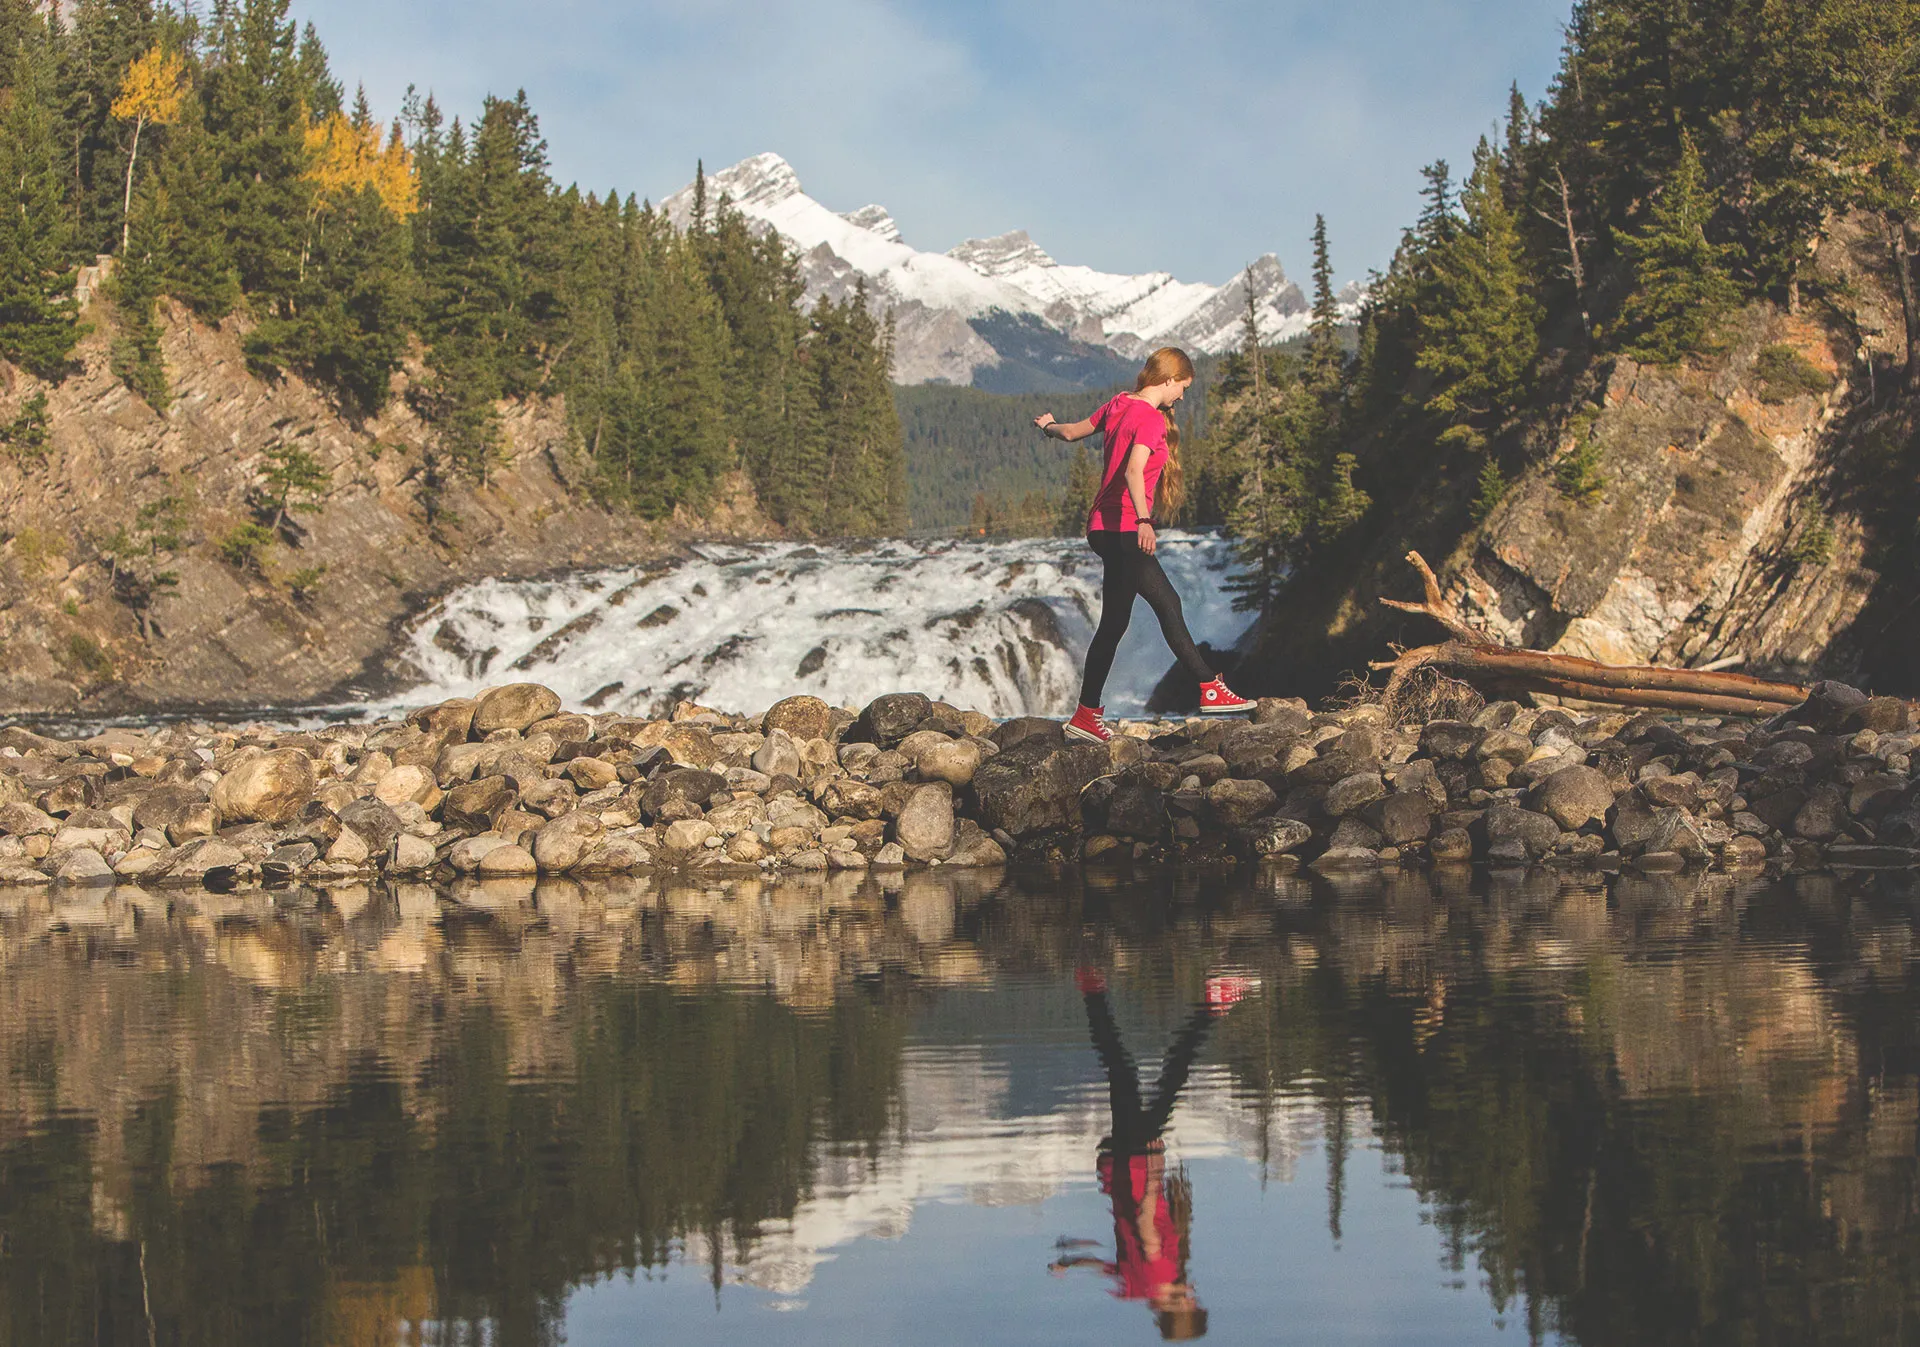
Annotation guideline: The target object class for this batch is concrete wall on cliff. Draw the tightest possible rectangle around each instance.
[0,300,769,715]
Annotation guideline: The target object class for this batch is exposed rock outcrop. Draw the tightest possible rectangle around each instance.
[0,301,770,715]
[1240,214,1912,702]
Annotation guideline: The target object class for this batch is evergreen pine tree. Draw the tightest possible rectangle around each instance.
[145,94,241,318]
[1503,83,1533,211]
[201,0,311,301]
[1416,140,1540,439]
[1746,0,1849,312]
[1305,214,1342,394]
[54,0,159,257]
[0,5,80,376]
[1611,136,1741,365]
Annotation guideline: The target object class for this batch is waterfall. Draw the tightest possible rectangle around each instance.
[377,531,1251,719]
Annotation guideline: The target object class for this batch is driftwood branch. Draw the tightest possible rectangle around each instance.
[1375,554,1810,717]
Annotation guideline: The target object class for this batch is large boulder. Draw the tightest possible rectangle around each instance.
[751,729,804,780]
[131,786,204,835]
[1483,803,1560,863]
[1250,816,1312,857]
[663,819,717,854]
[853,693,933,747]
[210,750,315,825]
[640,769,726,820]
[443,776,517,833]
[166,837,248,884]
[990,716,1064,751]
[893,783,955,861]
[1206,778,1277,828]
[918,738,984,787]
[55,847,114,886]
[1374,792,1435,845]
[763,695,834,742]
[373,764,439,809]
[1419,721,1485,761]
[476,844,538,877]
[337,798,404,853]
[472,684,563,735]
[1251,699,1312,733]
[0,802,56,837]
[820,779,885,820]
[1793,784,1849,840]
[449,834,512,872]
[1531,765,1616,831]
[1777,680,1869,734]
[971,738,1110,838]
[410,698,478,746]
[1324,771,1386,817]
[1105,784,1167,840]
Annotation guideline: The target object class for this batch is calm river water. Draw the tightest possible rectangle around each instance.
[4,865,1917,1345]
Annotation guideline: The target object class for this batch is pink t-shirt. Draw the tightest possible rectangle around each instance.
[1086,395,1169,532]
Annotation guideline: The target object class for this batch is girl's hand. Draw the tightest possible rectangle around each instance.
[1137,522,1157,555]
[1033,412,1057,436]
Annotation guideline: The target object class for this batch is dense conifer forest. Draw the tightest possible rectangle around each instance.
[0,0,906,534]
[1199,0,1920,611]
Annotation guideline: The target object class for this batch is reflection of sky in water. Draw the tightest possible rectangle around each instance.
[567,1141,1522,1346]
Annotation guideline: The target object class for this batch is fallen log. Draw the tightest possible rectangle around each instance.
[1373,552,1811,717]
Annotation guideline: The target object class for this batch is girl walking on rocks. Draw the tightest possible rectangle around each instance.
[1035,347,1252,743]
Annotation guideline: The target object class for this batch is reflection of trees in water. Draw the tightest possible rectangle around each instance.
[0,876,920,1347]
[1201,868,1920,1346]
[0,866,1915,1344]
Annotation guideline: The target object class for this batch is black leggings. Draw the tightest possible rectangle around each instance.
[1080,530,1214,708]
[1083,990,1217,1152]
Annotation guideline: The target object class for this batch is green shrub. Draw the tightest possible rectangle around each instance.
[66,633,112,678]
[217,521,276,572]
[1788,504,1835,568]
[0,391,50,459]
[1472,458,1508,521]
[1555,440,1605,505]
[1752,345,1831,404]
[285,564,327,602]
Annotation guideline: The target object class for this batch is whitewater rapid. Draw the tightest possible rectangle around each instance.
[377,532,1252,720]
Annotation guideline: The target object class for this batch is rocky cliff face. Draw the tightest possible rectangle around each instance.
[1243,214,1904,700]
[0,301,766,716]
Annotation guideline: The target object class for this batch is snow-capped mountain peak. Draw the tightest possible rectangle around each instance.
[697,151,805,211]
[948,230,1057,276]
[840,204,903,243]
[663,154,1353,389]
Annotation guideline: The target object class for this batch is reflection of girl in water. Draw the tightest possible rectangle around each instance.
[1051,969,1251,1341]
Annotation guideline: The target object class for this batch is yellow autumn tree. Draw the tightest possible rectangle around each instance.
[303,114,418,218]
[111,46,188,252]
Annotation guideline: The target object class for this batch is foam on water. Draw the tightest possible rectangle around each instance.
[380,531,1251,719]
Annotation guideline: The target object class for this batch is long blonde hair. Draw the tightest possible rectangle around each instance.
[1135,347,1194,515]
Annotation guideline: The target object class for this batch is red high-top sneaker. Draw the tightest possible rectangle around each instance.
[1205,972,1260,1014]
[1197,677,1254,715]
[1065,704,1112,743]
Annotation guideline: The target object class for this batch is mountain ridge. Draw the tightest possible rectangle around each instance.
[662,153,1354,387]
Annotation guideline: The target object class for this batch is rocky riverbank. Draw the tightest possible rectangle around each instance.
[1,679,1917,891]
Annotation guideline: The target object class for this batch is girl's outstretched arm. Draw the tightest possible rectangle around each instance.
[1035,412,1098,441]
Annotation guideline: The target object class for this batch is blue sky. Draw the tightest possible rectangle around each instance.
[293,0,1571,286]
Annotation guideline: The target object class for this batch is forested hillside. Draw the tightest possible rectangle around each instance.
[1199,0,1920,696]
[0,0,904,535]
